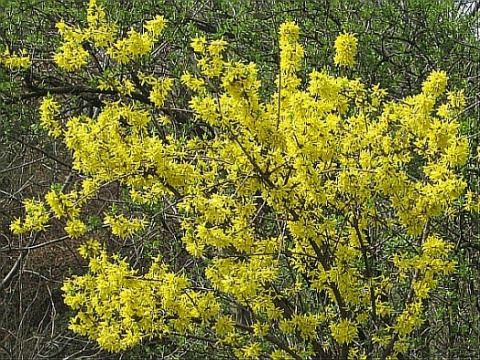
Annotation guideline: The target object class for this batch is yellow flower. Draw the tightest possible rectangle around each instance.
[54,40,89,71]
[65,218,87,238]
[119,78,135,95]
[56,20,67,35]
[330,319,358,344]
[144,15,167,37]
[21,199,49,232]
[1,48,31,69]
[279,21,300,45]
[465,190,480,213]
[447,89,466,110]
[422,70,448,97]
[334,32,357,67]
[10,218,24,234]
[45,190,65,218]
[104,214,146,238]
[242,342,262,359]
[149,78,173,107]
[191,36,207,54]
[208,38,228,56]
[181,71,206,92]
[213,315,235,336]
[78,239,102,258]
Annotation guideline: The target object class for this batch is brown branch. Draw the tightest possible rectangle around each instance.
[7,134,72,170]
[0,235,69,253]
[0,233,37,292]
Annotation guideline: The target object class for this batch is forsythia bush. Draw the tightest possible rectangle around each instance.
[9,1,473,358]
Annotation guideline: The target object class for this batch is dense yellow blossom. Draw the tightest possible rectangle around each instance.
[334,31,358,67]
[422,70,448,97]
[54,40,90,71]
[191,36,207,54]
[65,218,87,238]
[1,48,30,69]
[10,199,49,233]
[39,96,62,137]
[144,15,167,37]
[9,3,470,358]
[78,239,103,258]
[54,0,164,70]
[330,319,358,344]
[181,71,206,92]
[104,214,146,238]
[45,190,65,218]
[62,252,220,352]
[107,29,155,62]
[208,38,228,56]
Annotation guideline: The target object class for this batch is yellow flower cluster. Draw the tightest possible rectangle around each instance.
[278,21,304,90]
[179,22,464,358]
[329,318,358,344]
[10,4,472,358]
[45,188,92,237]
[0,48,30,70]
[465,190,480,213]
[107,29,154,63]
[104,214,145,238]
[39,96,62,137]
[190,36,207,54]
[334,31,358,67]
[54,0,166,70]
[422,70,448,96]
[78,238,103,258]
[144,15,168,37]
[97,77,136,95]
[64,218,87,238]
[54,36,90,71]
[62,245,220,352]
[10,199,49,234]
[139,73,174,108]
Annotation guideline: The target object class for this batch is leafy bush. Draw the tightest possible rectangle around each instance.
[3,1,480,359]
